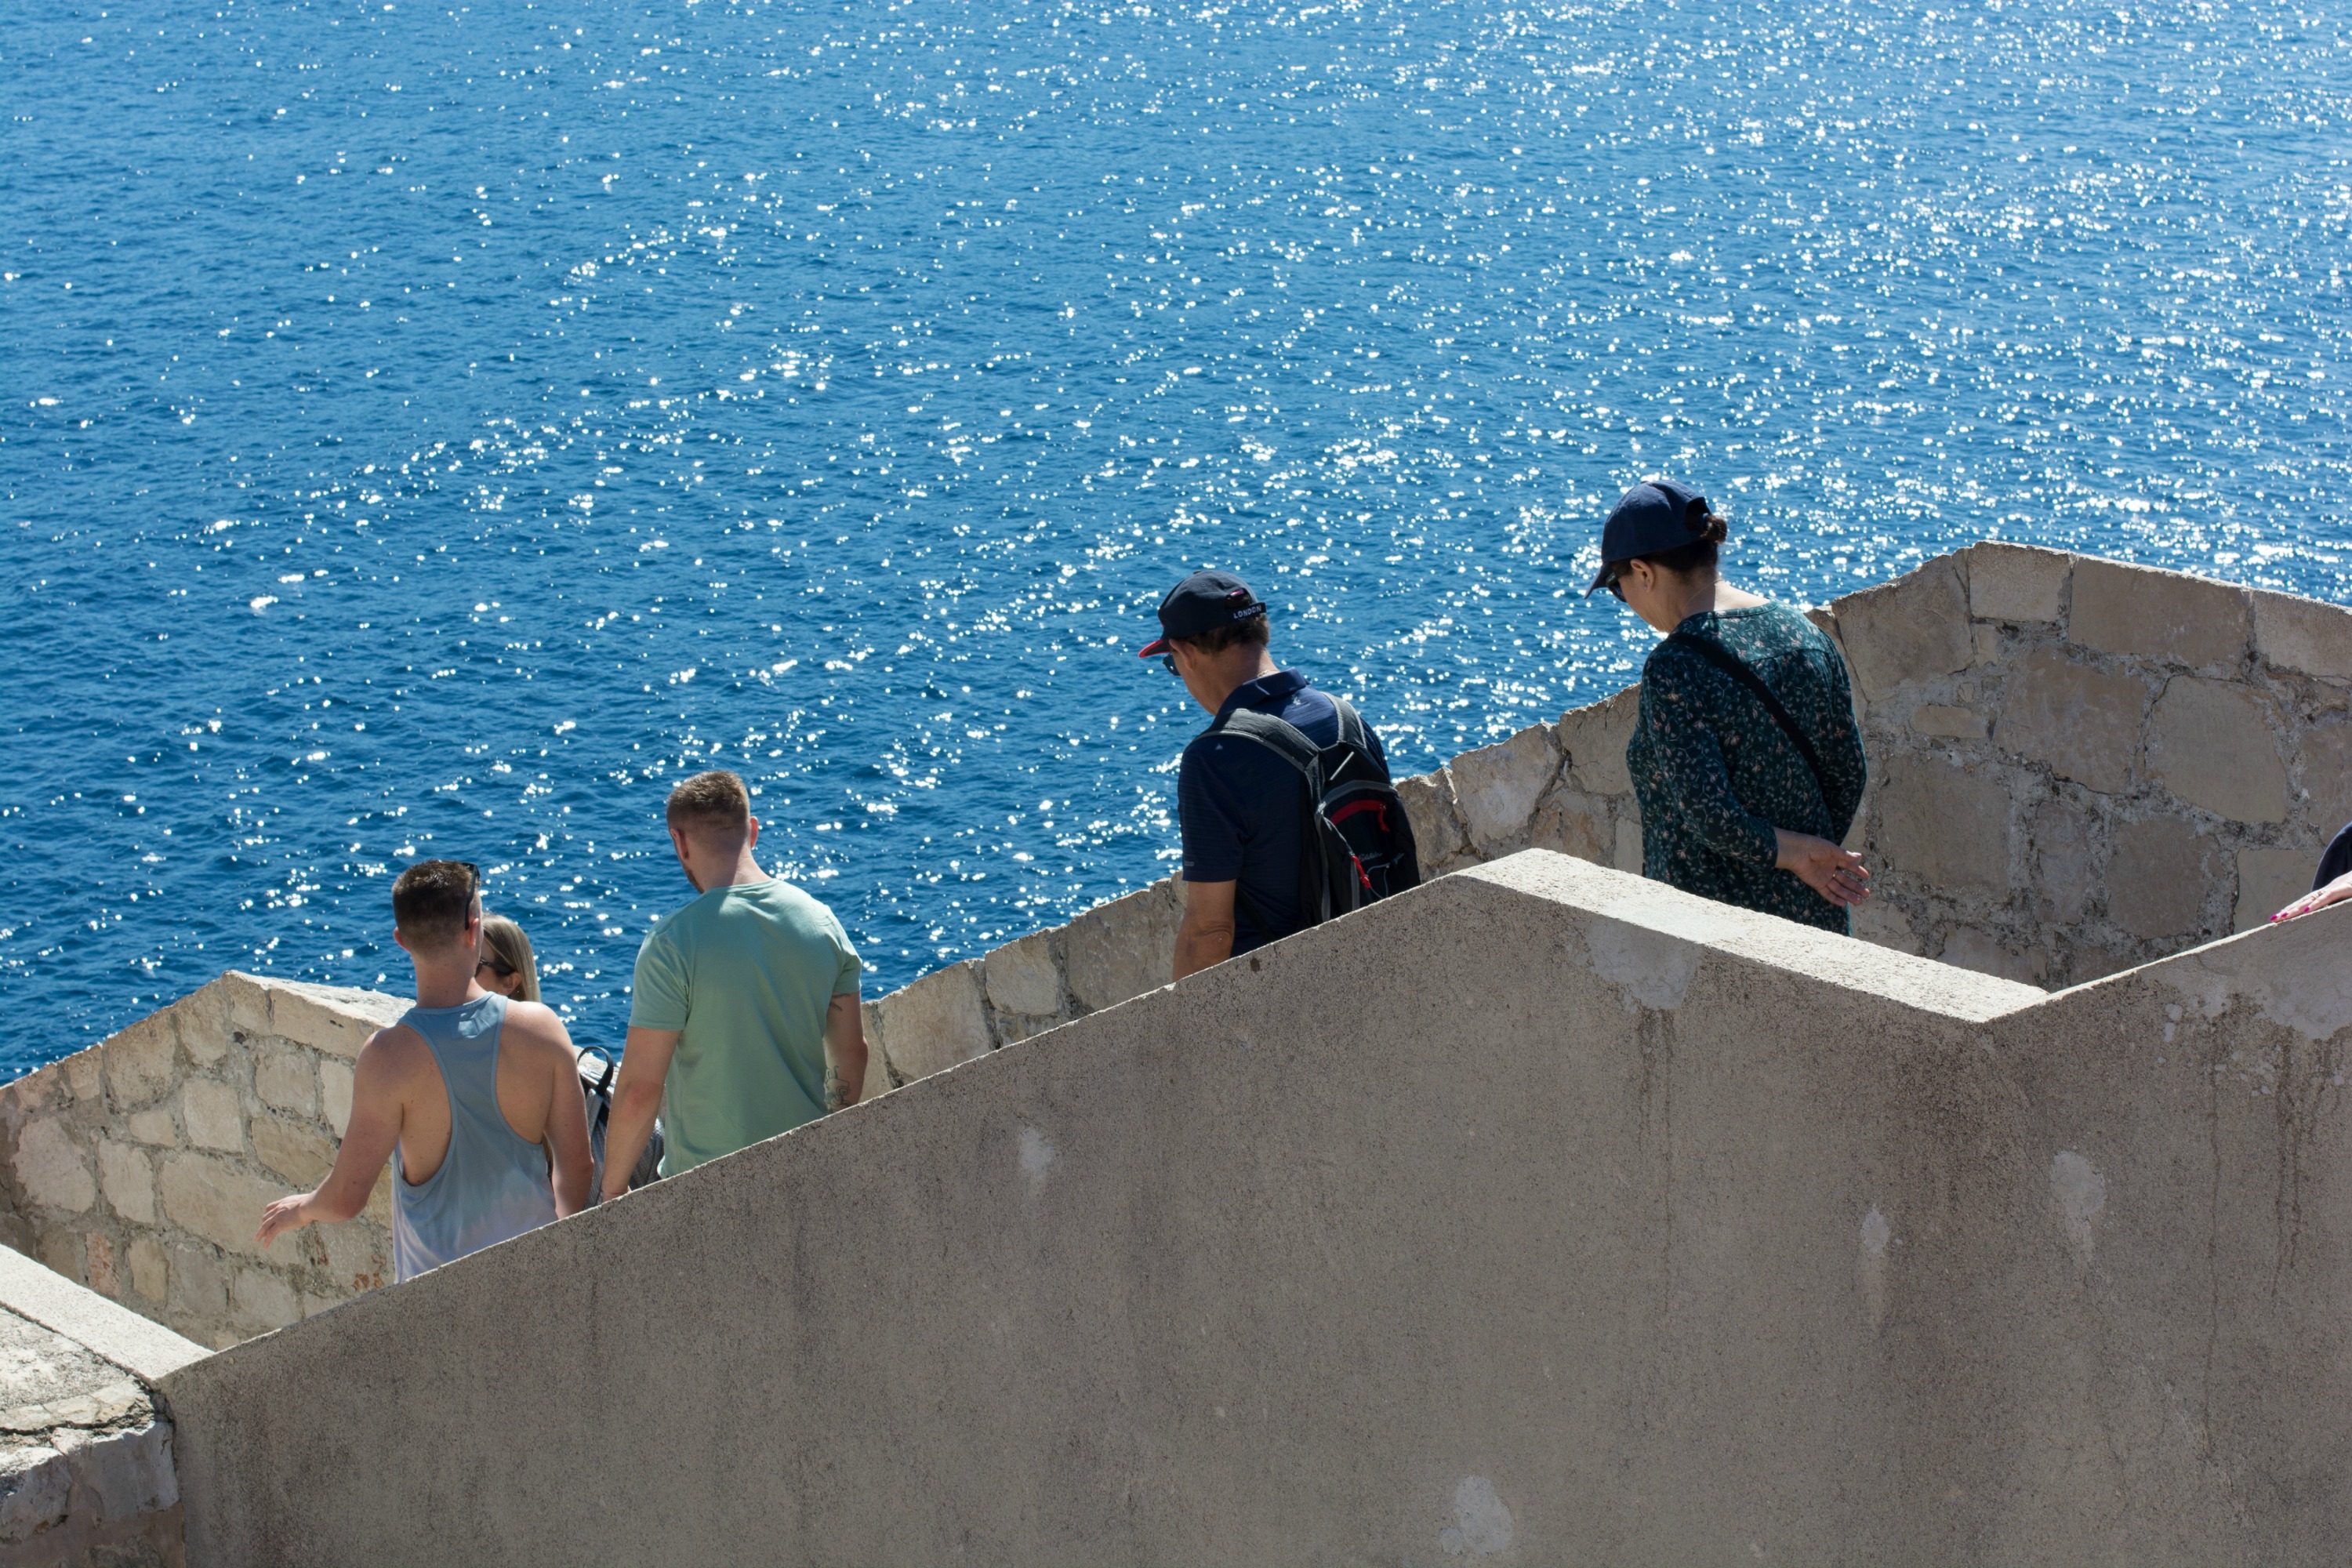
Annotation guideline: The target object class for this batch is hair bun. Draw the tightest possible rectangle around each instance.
[1695,512,1730,545]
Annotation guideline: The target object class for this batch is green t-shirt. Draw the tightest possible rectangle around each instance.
[627,877,862,1177]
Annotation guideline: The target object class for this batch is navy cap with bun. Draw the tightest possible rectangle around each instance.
[1587,479,1714,596]
[1139,569,1265,657]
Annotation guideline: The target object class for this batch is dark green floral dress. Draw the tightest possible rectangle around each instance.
[1624,602,1867,933]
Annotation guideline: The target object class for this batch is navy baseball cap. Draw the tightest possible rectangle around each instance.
[1138,569,1265,657]
[1587,479,1712,595]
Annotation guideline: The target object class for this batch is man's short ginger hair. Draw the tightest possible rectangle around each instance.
[391,860,481,949]
[667,770,752,843]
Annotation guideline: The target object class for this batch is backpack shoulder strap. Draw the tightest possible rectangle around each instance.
[1205,709,1329,945]
[1664,631,1828,805]
[1210,706,1325,779]
[1325,695,1371,757]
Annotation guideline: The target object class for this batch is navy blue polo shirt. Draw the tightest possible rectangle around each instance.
[1178,670,1388,954]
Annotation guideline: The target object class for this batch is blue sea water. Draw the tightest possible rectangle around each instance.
[3,0,2346,1075]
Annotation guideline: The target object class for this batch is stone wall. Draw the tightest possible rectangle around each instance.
[0,975,405,1349]
[154,855,2352,1564]
[878,543,2352,1058]
[859,876,1185,1089]
[9,540,2351,1351]
[0,1243,205,1566]
[0,1345,180,1568]
[1411,542,2352,989]
[0,909,1196,1351]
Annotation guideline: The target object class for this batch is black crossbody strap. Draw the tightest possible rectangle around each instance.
[1664,632,1829,807]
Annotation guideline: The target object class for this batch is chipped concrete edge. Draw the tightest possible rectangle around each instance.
[0,1243,209,1385]
[1461,851,2049,1025]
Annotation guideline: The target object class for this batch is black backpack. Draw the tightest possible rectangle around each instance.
[576,1047,664,1199]
[1208,695,1421,946]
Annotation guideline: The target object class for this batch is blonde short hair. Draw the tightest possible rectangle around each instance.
[666,770,751,841]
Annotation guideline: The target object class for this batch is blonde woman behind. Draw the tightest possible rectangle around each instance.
[477,913,540,1002]
[479,910,666,1193]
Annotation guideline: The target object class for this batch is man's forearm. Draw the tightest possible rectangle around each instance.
[824,1042,866,1113]
[601,1081,662,1201]
[821,993,869,1113]
[257,1179,367,1247]
[1173,916,1235,982]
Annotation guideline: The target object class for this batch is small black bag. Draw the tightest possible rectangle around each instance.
[576,1047,663,1200]
[1210,695,1421,944]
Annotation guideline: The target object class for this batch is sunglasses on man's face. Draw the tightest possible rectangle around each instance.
[456,862,495,972]
[1160,653,1179,676]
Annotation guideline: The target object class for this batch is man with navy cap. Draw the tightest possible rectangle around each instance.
[1142,569,1396,979]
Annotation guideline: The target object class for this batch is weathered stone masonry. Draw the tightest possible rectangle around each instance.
[0,1243,205,1566]
[4,539,2349,1352]
[0,975,405,1350]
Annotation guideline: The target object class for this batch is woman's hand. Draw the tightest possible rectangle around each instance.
[1776,828,1871,909]
[2273,870,2352,924]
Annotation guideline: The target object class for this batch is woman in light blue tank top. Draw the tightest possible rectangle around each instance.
[391,993,561,1282]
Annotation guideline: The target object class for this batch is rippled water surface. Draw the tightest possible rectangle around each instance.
[5,0,2347,1072]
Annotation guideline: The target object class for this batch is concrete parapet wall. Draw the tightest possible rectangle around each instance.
[0,975,403,1349]
[154,853,2352,1563]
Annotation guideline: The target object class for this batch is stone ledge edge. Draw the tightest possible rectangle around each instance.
[0,1243,209,1385]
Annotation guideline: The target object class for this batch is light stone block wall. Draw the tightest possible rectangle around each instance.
[0,975,403,1349]
[0,884,1192,1349]
[860,876,1186,1089]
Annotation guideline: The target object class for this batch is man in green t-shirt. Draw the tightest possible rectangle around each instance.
[601,771,868,1198]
